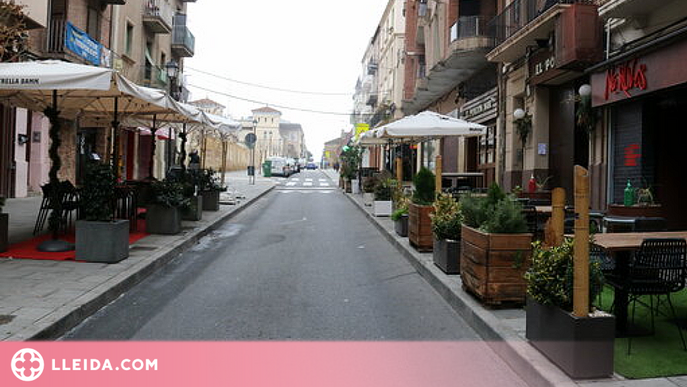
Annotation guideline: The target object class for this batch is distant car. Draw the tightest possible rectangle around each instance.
[269,157,292,177]
[306,162,318,170]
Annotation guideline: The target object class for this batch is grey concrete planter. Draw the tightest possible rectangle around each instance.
[201,190,220,211]
[433,237,461,274]
[75,219,130,263]
[526,298,615,379]
[182,195,203,221]
[394,214,408,237]
[0,213,8,253]
[146,204,181,235]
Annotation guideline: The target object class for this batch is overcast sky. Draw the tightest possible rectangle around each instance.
[185,0,390,160]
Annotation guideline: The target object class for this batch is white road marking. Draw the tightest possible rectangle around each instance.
[304,182,313,186]
[320,183,329,187]
[286,182,297,187]
[305,178,313,182]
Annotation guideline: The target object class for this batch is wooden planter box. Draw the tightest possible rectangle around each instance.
[394,214,408,237]
[526,298,615,379]
[408,202,434,252]
[0,213,8,253]
[75,219,130,263]
[434,237,460,274]
[460,225,532,306]
[607,203,662,218]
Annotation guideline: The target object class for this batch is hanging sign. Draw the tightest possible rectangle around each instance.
[65,22,102,66]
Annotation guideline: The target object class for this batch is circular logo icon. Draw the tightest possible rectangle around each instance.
[12,348,44,382]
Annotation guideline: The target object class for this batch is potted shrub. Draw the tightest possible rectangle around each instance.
[373,177,393,217]
[75,163,129,263]
[362,176,377,206]
[391,193,410,237]
[408,167,435,252]
[146,180,189,235]
[339,145,361,194]
[0,196,7,253]
[198,169,224,211]
[431,193,462,274]
[170,171,202,221]
[460,183,532,305]
[525,239,614,379]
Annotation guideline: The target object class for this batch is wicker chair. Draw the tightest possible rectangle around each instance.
[608,238,687,354]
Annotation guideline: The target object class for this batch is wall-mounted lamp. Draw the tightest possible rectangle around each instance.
[17,134,29,145]
[513,108,526,120]
[578,84,592,98]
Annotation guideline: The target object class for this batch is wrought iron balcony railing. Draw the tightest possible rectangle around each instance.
[488,0,595,45]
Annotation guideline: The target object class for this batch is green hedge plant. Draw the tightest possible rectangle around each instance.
[412,167,435,205]
[374,178,394,201]
[459,182,528,234]
[430,192,462,240]
[525,239,604,312]
[149,180,190,209]
[80,163,116,222]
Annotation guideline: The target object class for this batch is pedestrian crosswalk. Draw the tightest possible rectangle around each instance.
[274,176,332,189]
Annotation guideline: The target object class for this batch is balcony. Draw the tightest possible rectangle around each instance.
[142,0,173,34]
[599,0,675,18]
[487,0,596,63]
[172,23,195,57]
[140,64,169,91]
[402,15,495,115]
[366,93,378,106]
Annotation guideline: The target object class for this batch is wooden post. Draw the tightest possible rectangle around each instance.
[395,156,403,183]
[573,165,590,318]
[550,187,566,247]
[435,154,442,194]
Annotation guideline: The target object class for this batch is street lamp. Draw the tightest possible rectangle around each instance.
[165,60,180,173]
[513,108,526,120]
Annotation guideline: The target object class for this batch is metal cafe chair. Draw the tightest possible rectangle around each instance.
[607,238,687,354]
[590,243,616,308]
[33,181,80,236]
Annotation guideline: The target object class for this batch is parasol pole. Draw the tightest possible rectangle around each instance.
[111,97,120,180]
[37,90,73,252]
[573,165,590,318]
[148,115,157,180]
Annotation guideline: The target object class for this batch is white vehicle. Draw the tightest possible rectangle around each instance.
[268,157,292,177]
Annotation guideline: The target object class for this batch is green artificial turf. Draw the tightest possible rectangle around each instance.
[597,287,687,379]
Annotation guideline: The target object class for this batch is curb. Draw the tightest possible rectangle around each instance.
[340,190,577,387]
[27,185,275,340]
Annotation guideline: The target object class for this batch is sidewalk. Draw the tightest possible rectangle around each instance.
[329,169,687,387]
[0,170,274,341]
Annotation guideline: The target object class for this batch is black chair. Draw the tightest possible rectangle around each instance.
[609,238,687,354]
[590,243,616,308]
[33,181,79,235]
[521,205,539,239]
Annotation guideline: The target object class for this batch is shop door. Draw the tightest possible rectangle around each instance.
[0,104,16,197]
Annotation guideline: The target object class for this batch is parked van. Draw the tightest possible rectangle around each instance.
[268,157,292,177]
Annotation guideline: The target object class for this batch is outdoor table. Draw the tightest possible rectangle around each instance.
[591,231,687,335]
[441,172,484,190]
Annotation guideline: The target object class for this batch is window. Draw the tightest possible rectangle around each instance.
[125,22,134,56]
[478,125,496,165]
[86,1,101,40]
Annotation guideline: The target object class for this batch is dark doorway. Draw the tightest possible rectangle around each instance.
[647,88,687,230]
[0,104,16,198]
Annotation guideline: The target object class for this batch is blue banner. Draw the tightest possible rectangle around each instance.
[65,22,101,66]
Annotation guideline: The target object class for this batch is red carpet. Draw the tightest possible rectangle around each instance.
[0,219,149,261]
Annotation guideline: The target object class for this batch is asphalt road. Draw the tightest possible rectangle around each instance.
[62,170,498,340]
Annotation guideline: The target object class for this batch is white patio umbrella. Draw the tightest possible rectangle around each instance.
[0,60,183,251]
[375,110,487,139]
